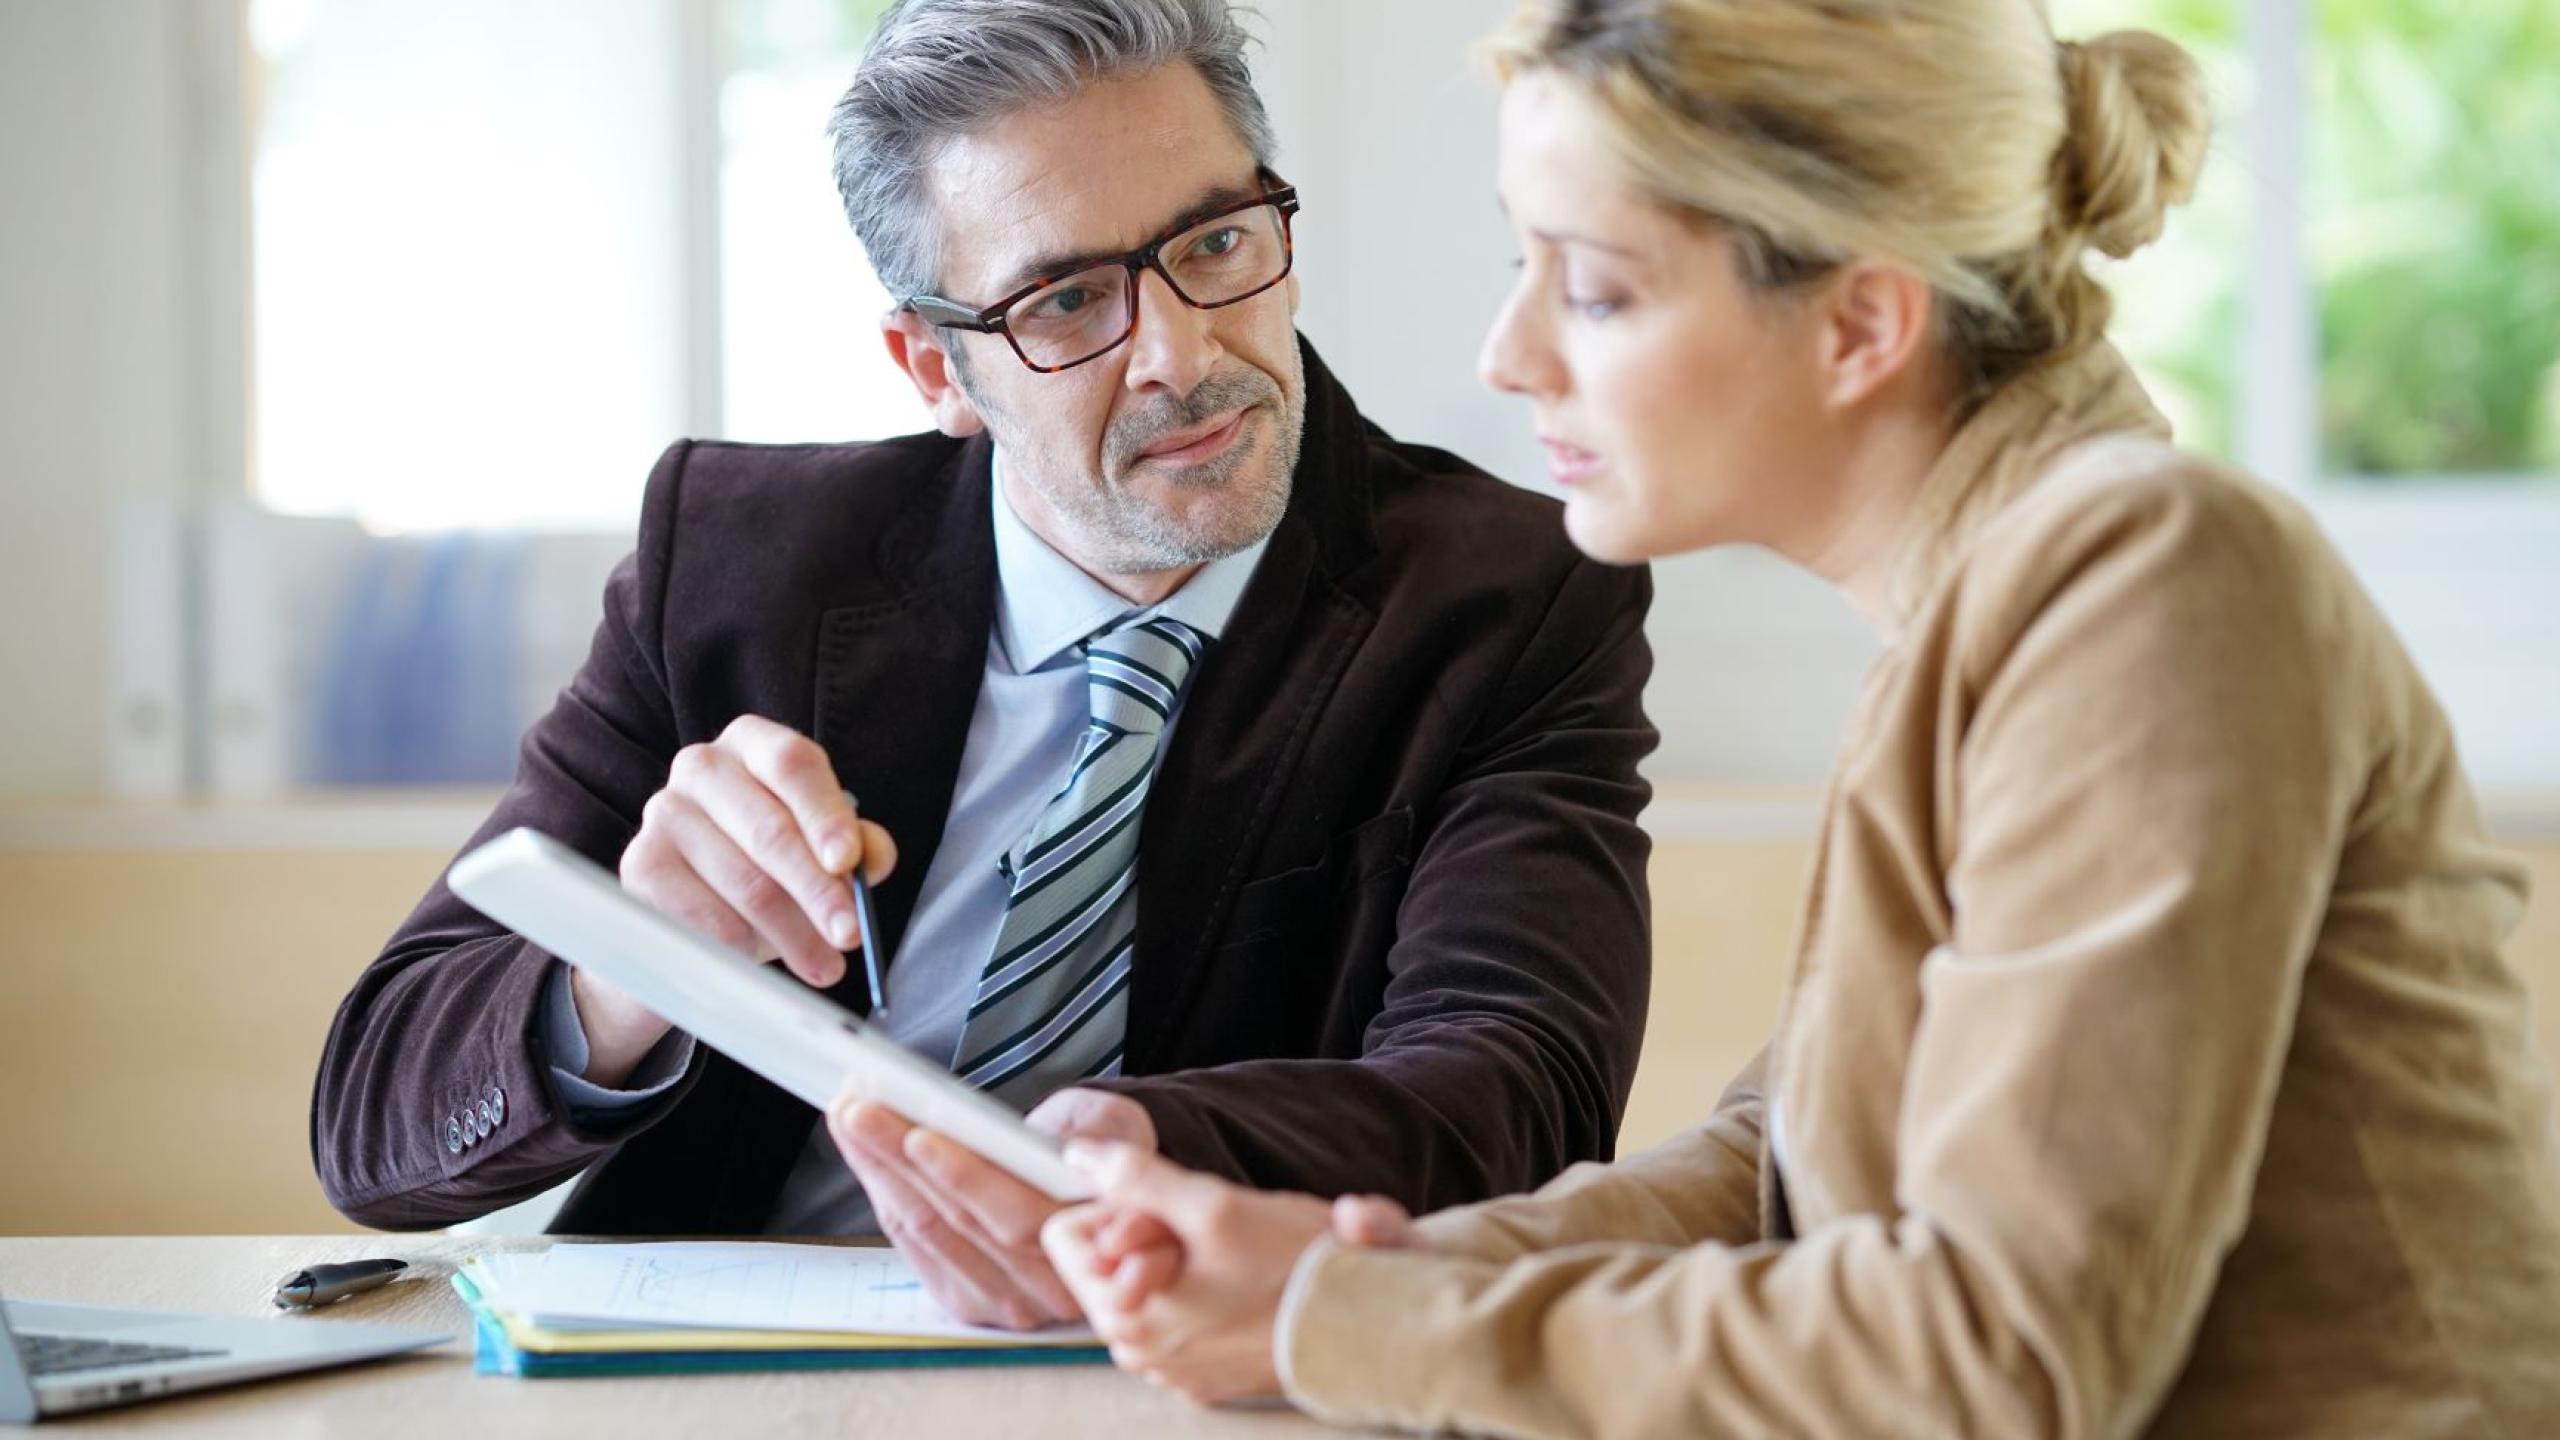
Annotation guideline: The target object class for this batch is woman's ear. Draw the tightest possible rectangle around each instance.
[1812,261,1936,411]
[882,311,989,438]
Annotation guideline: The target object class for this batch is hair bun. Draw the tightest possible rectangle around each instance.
[2053,30,2210,259]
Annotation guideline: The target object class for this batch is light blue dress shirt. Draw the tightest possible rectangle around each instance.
[541,453,1268,1235]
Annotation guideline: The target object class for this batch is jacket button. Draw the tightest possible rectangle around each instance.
[489,1086,507,1126]
[444,1116,464,1154]
[475,1099,495,1137]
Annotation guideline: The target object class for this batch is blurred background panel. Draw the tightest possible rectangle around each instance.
[0,0,2552,1234]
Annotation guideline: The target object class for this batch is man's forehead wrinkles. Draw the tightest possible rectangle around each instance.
[970,168,1263,301]
[930,154,1069,292]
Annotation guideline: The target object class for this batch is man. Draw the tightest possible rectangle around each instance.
[312,0,1655,1333]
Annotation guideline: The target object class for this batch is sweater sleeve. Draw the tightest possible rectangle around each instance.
[1406,1047,1769,1264]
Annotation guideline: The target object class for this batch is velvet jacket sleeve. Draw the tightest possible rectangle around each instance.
[309,442,705,1229]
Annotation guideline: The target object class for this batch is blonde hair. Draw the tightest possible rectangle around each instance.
[1484,0,2210,413]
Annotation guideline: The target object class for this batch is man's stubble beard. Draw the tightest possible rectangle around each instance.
[964,344,1306,576]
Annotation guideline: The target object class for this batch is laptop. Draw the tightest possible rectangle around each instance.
[1,1290,445,1422]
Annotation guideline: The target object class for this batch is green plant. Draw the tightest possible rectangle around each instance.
[2313,0,2560,477]
[2054,0,2558,479]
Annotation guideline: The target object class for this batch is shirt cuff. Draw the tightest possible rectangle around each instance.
[538,961,693,1127]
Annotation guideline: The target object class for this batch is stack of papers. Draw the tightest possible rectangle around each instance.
[454,1241,1109,1378]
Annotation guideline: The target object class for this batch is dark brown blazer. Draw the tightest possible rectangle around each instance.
[311,339,1657,1234]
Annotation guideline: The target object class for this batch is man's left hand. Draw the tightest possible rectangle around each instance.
[826,1086,1159,1331]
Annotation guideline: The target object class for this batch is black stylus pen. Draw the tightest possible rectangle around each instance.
[272,1258,408,1309]
[849,865,889,1016]
[842,790,889,1016]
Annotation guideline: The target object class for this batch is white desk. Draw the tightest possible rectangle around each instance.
[0,1235,1339,1437]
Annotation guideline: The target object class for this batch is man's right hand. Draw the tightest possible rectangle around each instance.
[571,714,899,1087]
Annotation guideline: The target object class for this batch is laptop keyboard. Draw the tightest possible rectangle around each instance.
[14,1332,228,1376]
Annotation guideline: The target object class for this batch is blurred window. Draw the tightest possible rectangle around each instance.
[248,0,921,534]
[228,0,918,790]
[248,0,694,532]
[2308,0,2559,481]
[720,0,922,443]
[2055,0,2560,485]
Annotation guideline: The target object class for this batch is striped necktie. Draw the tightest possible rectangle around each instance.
[952,614,1207,1109]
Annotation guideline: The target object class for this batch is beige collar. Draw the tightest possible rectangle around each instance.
[1890,341,2172,618]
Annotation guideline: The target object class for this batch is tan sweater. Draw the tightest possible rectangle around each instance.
[1273,346,2560,1439]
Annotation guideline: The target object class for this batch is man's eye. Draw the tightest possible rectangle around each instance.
[1029,286,1102,321]
[1180,226,1251,264]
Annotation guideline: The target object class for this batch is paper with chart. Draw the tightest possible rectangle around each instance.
[466,1242,1098,1345]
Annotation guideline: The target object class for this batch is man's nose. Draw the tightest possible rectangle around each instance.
[1120,267,1222,398]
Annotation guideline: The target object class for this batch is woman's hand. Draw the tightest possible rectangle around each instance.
[1042,1142,1341,1406]
[1042,1143,1427,1405]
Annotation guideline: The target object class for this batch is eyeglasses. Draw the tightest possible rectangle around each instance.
[901,173,1301,374]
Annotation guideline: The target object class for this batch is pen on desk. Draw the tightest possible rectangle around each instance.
[272,1258,408,1309]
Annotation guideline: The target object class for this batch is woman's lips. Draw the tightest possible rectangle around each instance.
[1541,437,1602,487]
[1137,408,1250,467]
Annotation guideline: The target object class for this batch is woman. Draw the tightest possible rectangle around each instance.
[1034,1,2560,1435]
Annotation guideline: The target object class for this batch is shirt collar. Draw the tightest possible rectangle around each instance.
[989,449,1271,673]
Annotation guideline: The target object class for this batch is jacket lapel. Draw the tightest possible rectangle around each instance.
[810,434,999,1011]
[706,435,996,1231]
[1129,340,1381,1069]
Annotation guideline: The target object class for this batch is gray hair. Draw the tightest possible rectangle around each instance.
[829,0,1279,302]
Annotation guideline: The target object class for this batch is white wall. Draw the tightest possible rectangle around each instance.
[2,2,172,795]
[0,0,244,799]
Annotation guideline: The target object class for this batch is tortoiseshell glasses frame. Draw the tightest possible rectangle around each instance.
[900,172,1302,375]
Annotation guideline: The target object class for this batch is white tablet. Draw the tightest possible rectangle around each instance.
[447,826,1094,1202]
